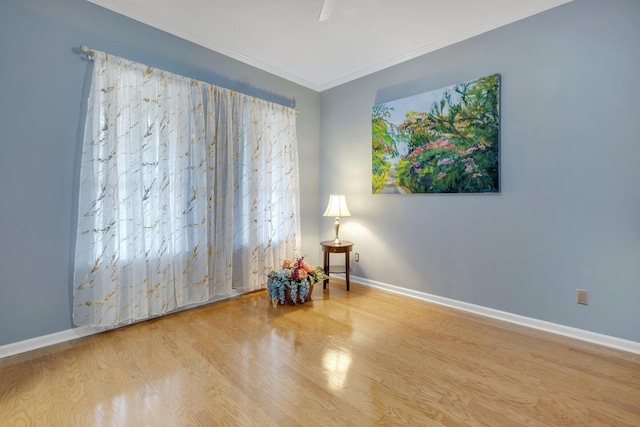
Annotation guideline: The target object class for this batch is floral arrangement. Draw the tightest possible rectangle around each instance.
[267,257,328,306]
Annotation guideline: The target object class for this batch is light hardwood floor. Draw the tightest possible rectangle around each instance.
[1,280,639,426]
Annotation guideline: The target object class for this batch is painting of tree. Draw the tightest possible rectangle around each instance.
[372,74,500,194]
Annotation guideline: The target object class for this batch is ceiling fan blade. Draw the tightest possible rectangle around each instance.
[318,0,338,21]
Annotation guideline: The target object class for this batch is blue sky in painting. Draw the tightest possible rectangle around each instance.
[384,83,462,127]
[375,83,458,162]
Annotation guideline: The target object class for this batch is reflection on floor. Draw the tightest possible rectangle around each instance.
[1,280,639,426]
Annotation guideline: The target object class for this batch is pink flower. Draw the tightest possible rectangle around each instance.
[282,259,291,269]
[437,172,447,180]
[407,146,425,159]
[297,259,315,274]
[297,269,308,280]
[437,157,454,166]
[463,158,477,173]
[427,138,454,150]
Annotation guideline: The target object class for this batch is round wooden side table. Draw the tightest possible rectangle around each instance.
[320,240,354,291]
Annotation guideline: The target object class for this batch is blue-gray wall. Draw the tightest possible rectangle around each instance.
[320,0,640,342]
[2,0,639,348]
[0,0,320,346]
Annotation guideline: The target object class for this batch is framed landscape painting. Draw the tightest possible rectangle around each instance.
[372,73,500,194]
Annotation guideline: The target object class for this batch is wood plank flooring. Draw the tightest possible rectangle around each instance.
[1,281,639,426]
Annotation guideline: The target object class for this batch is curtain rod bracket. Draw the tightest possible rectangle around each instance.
[74,44,95,61]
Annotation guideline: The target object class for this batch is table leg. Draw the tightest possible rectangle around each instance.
[323,251,329,289]
[345,251,350,291]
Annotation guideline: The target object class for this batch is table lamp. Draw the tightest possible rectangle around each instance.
[323,194,351,244]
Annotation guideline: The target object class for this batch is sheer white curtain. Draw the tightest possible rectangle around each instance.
[210,87,301,295]
[74,52,300,327]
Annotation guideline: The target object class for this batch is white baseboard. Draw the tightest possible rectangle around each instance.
[333,273,640,355]
[0,326,100,359]
[3,279,639,358]
[0,290,247,359]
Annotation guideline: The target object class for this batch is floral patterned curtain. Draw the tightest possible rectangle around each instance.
[73,51,300,327]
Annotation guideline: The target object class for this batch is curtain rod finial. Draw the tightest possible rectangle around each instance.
[77,45,95,61]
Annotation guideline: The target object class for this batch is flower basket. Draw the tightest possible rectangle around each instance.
[267,257,327,307]
[282,283,314,305]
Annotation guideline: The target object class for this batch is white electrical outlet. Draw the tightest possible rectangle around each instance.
[354,253,360,262]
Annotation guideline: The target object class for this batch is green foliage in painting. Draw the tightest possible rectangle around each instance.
[371,104,400,193]
[371,74,500,194]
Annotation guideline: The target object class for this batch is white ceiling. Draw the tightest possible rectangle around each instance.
[87,0,573,92]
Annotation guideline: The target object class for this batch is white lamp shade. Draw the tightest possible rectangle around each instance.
[323,194,351,217]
